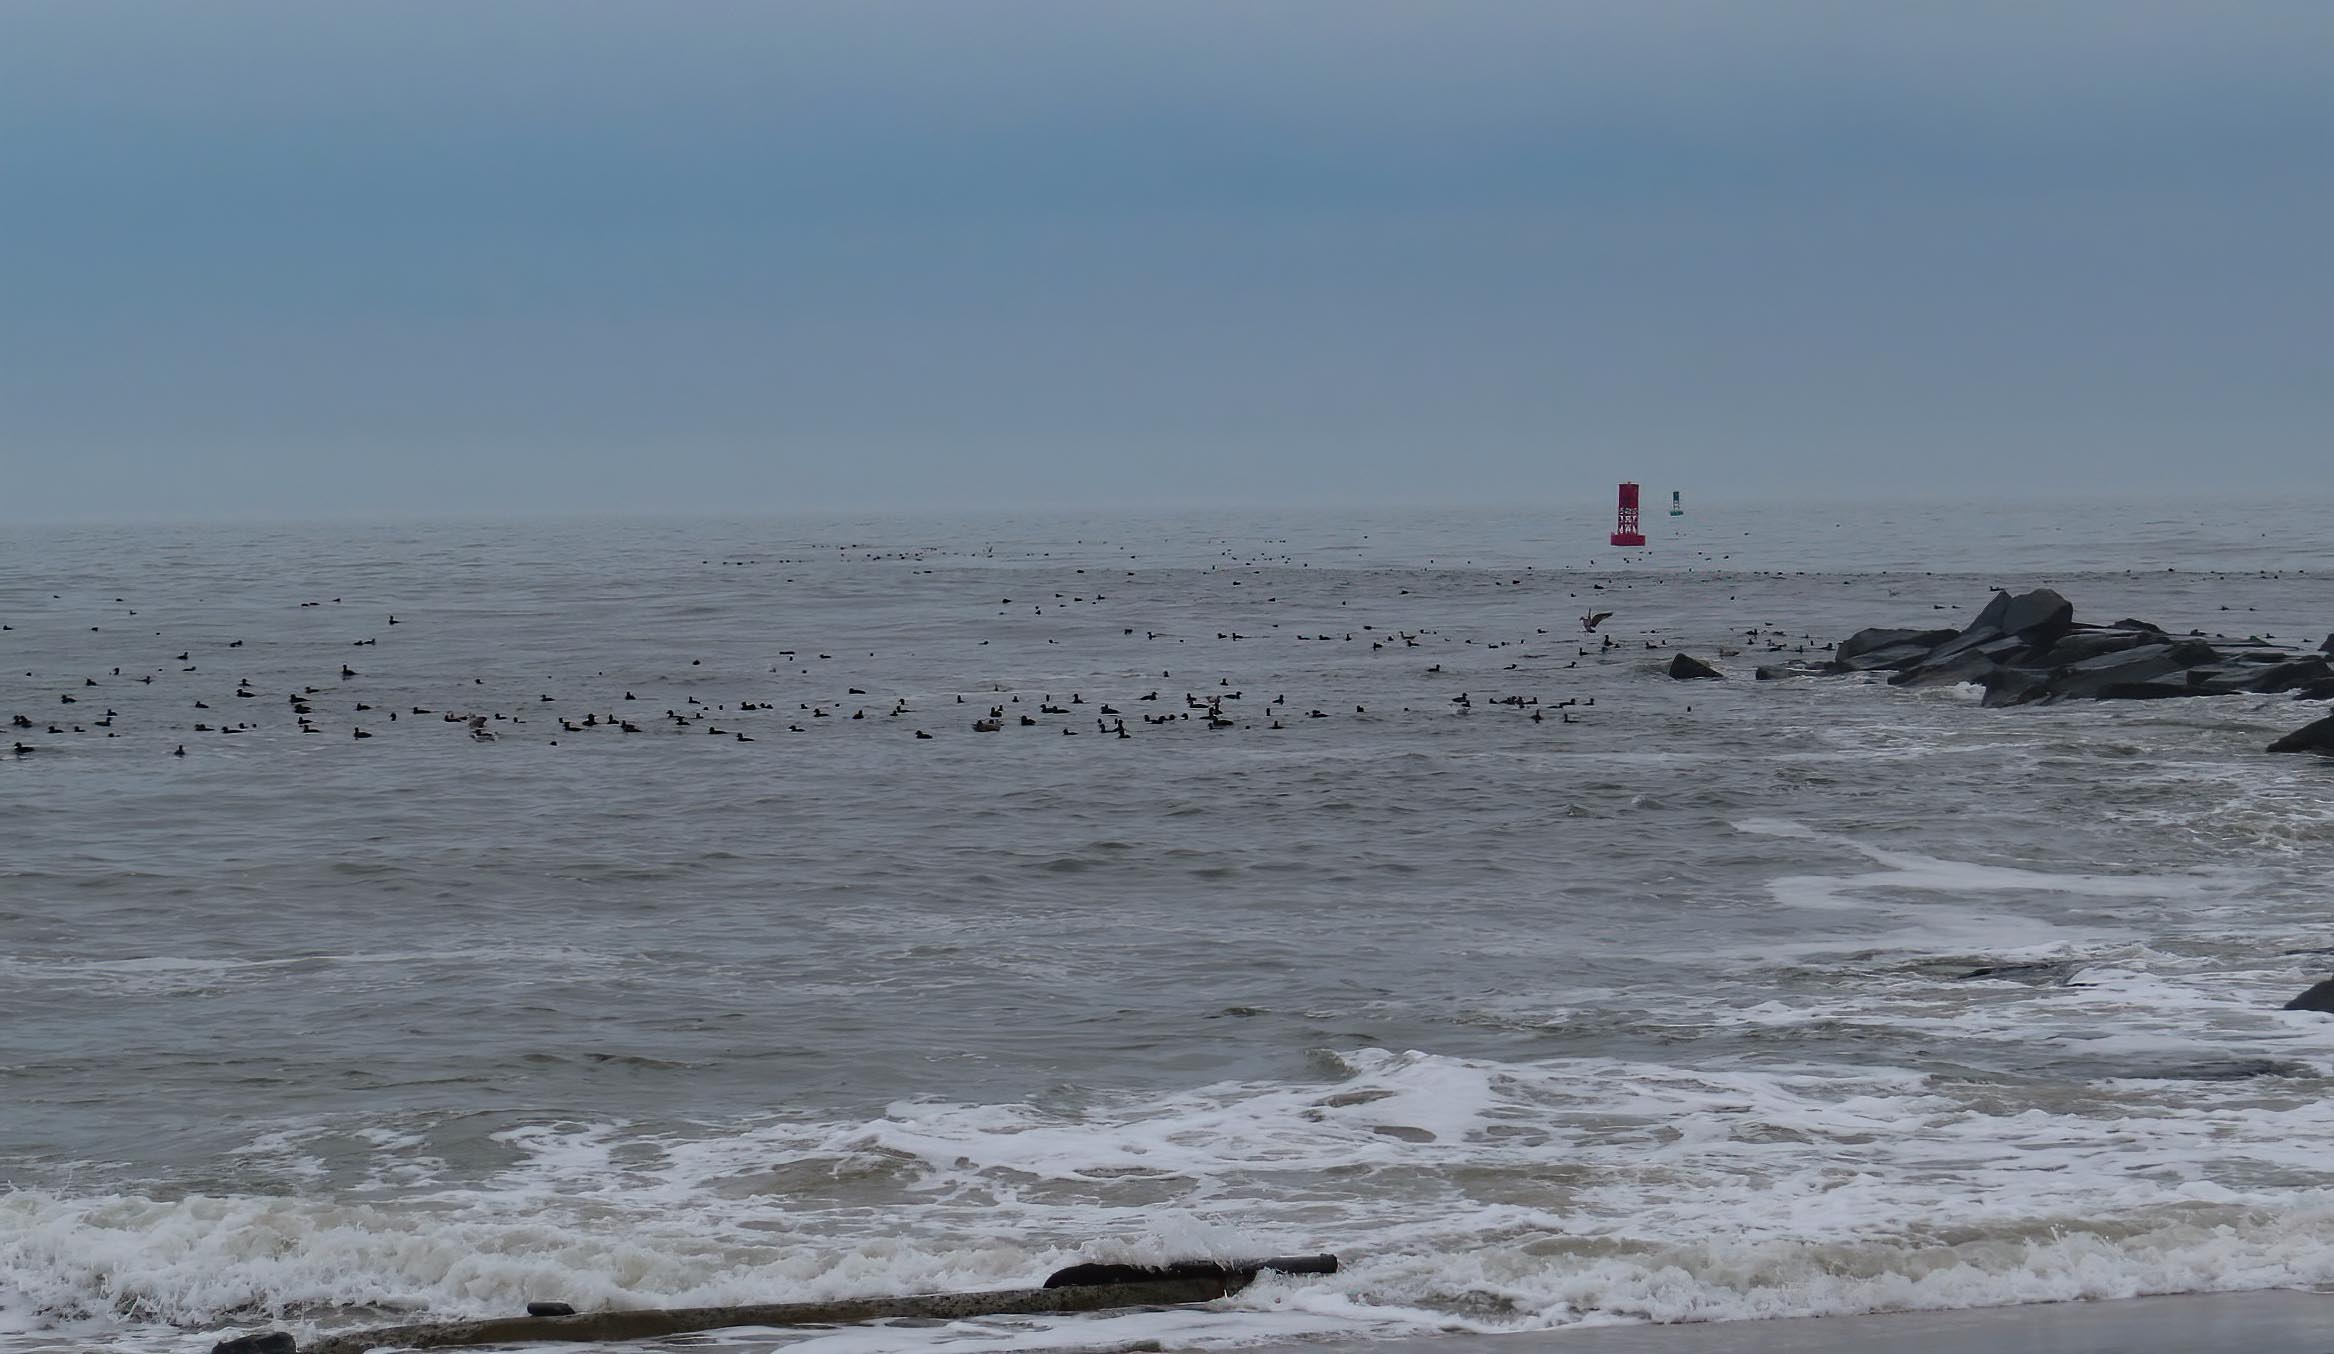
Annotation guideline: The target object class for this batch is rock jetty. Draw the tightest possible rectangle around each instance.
[1826,589,2334,752]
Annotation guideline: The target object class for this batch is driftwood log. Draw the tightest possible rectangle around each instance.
[214,1256,1338,1354]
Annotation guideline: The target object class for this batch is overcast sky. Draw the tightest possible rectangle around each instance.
[3,2,2328,520]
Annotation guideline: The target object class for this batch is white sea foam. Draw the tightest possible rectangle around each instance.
[1736,818,2210,906]
[2114,764,2334,855]
[12,1041,2334,1350]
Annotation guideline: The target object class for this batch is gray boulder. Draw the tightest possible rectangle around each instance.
[1999,587,2076,649]
[1669,653,1724,680]
[2240,657,2334,694]
[1920,625,2010,668]
[1907,594,2017,669]
[2267,714,2334,755]
[1893,653,1990,690]
[1913,589,2070,672]
[1893,637,2032,689]
[2283,978,2334,1012]
[1838,627,1958,664]
[2095,676,2197,701]
[1834,640,1944,673]
[1968,591,2015,633]
[2187,666,2268,697]
[2046,641,2220,701]
[1978,667,2051,707]
[2035,630,2154,666]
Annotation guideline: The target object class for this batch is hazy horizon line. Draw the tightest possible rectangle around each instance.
[7,487,2326,532]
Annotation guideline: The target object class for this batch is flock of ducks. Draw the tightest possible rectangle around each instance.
[5,563,1853,759]
[9,535,2305,762]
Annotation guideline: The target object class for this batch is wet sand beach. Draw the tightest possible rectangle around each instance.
[1328,1290,2334,1354]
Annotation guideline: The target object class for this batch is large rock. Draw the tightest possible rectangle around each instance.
[2238,657,2334,694]
[2094,676,2197,700]
[1669,653,1724,680]
[2045,641,2221,701]
[2283,977,2334,1012]
[1920,624,2010,668]
[1999,588,2076,649]
[1838,627,1958,664]
[2187,666,2268,697]
[1978,667,2051,707]
[2267,714,2334,755]
[1892,636,2032,689]
[1833,641,1945,673]
[2193,659,2334,697]
[2035,630,2154,666]
[1968,591,2015,633]
[1907,594,2018,669]
[1893,652,2004,691]
[1912,589,2070,672]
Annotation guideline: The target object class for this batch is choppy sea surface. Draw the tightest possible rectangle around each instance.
[3,497,2332,1354]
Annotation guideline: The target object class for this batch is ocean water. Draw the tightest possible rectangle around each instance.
[2,497,2332,1354]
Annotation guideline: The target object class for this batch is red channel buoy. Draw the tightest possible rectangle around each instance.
[1610,481,1647,547]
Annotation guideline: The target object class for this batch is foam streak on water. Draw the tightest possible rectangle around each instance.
[2,500,2332,1351]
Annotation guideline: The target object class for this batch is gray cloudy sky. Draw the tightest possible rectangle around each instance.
[3,1,2328,520]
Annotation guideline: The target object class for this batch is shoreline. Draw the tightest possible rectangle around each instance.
[1251,1290,2334,1354]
